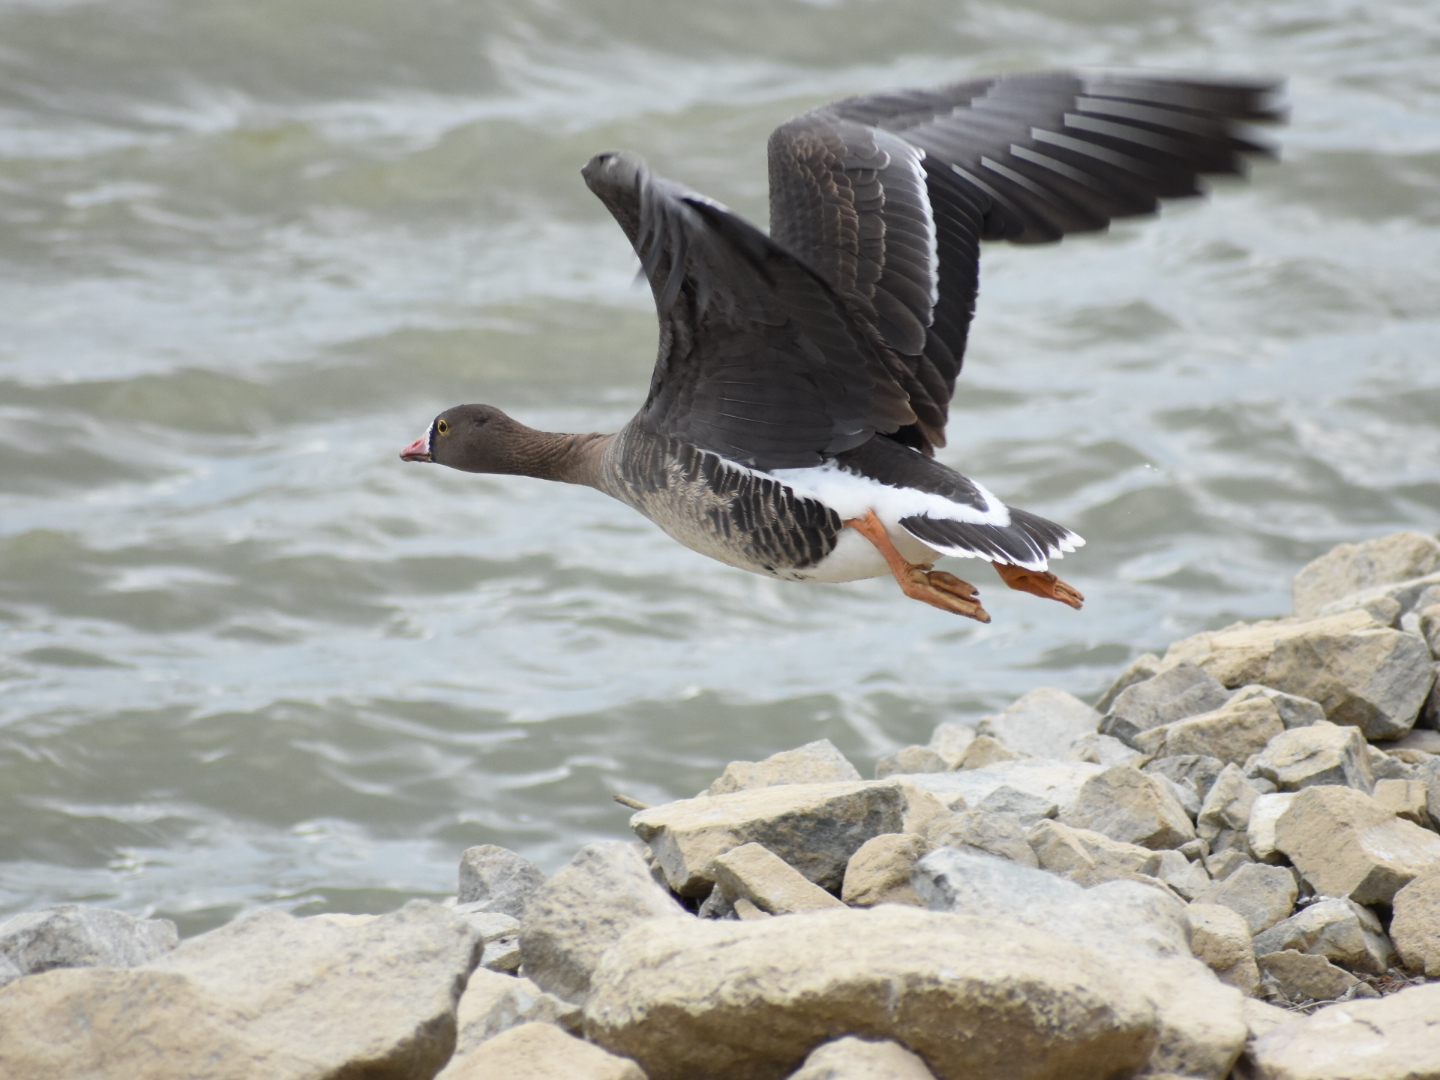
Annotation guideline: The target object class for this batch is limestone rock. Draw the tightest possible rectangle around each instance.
[0,902,478,1080]
[1193,863,1298,935]
[1067,732,1143,766]
[705,739,861,795]
[1154,849,1213,901]
[841,832,930,908]
[1418,756,1440,829]
[1132,696,1284,766]
[443,1021,645,1080]
[974,784,1057,827]
[1253,720,1375,793]
[584,904,1158,1080]
[521,840,687,1003]
[893,782,957,838]
[1293,531,1440,618]
[1390,868,1440,976]
[1226,685,1327,729]
[1100,663,1230,746]
[1145,754,1226,805]
[0,905,177,980]
[1257,950,1358,1003]
[893,759,1104,815]
[1062,764,1196,850]
[1249,981,1440,1079]
[458,845,547,917]
[1252,898,1394,975]
[1096,652,1163,713]
[956,735,1022,769]
[1421,603,1440,656]
[976,687,1100,759]
[631,781,905,897]
[1372,777,1431,824]
[1242,997,1295,1043]
[447,969,581,1062]
[1198,764,1260,843]
[933,809,1038,867]
[914,849,1246,1079]
[1206,848,1255,881]
[875,745,948,779]
[788,1036,937,1080]
[454,908,522,974]
[925,722,976,768]
[1187,902,1260,994]
[1274,785,1440,905]
[711,843,844,915]
[1027,819,1161,886]
[1247,793,1296,863]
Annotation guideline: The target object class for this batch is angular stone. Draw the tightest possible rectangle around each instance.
[584,904,1158,1080]
[1062,764,1196,850]
[1247,793,1296,863]
[893,759,1105,816]
[1263,618,1436,739]
[1250,981,1440,1079]
[0,905,177,980]
[1226,685,1327,729]
[934,810,1039,867]
[1293,532,1440,618]
[913,849,1245,1079]
[788,1036,937,1080]
[1252,898,1393,976]
[631,781,905,897]
[0,902,478,1080]
[1187,903,1260,994]
[974,784,1058,827]
[1390,868,1440,976]
[1154,849,1212,901]
[1145,754,1226,804]
[892,781,957,838]
[1161,617,1317,690]
[1253,720,1375,793]
[1133,696,1285,766]
[711,843,844,915]
[1067,732,1143,766]
[1242,997,1295,1043]
[956,735,1022,769]
[1198,764,1260,841]
[733,898,768,920]
[977,687,1100,759]
[1258,950,1358,1003]
[1418,756,1440,829]
[705,739,861,796]
[874,745,948,779]
[1274,785,1440,905]
[1421,603,1440,656]
[1193,863,1298,935]
[442,1021,645,1080]
[458,845,547,917]
[841,833,929,908]
[1367,744,1415,782]
[454,908,522,974]
[1100,663,1230,745]
[1373,778,1431,824]
[925,722,976,768]
[1096,653,1163,713]
[1027,819,1161,886]
[521,840,687,1003]
[447,969,581,1062]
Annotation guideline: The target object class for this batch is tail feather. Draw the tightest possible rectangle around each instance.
[900,505,1083,571]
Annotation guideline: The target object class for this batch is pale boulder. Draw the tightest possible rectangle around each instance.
[1099,663,1229,746]
[1197,764,1259,842]
[458,845,546,917]
[710,843,844,915]
[445,968,581,1063]
[956,735,1022,769]
[443,1022,645,1080]
[1096,653,1162,713]
[894,759,1104,816]
[1292,531,1440,618]
[933,809,1038,867]
[1192,863,1298,935]
[976,686,1100,759]
[1186,903,1261,995]
[1372,777,1431,824]
[1249,982,1440,1079]
[1390,868,1440,976]
[1256,950,1358,1003]
[1247,793,1296,863]
[0,905,177,982]
[1132,696,1284,766]
[787,1037,937,1080]
[705,739,861,795]
[841,833,930,907]
[1061,764,1195,850]
[925,722,976,768]
[1251,898,1394,975]
[875,745,948,778]
[1027,819,1161,887]
[1252,721,1374,793]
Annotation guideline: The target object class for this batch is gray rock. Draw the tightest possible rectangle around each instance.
[1197,764,1259,843]
[0,905,178,980]
[914,849,1246,1080]
[1258,950,1358,1003]
[1418,756,1440,829]
[452,906,522,973]
[705,738,861,795]
[1247,792,1297,863]
[1096,653,1163,713]
[1187,902,1260,994]
[1205,848,1255,882]
[1132,695,1285,766]
[925,722,976,768]
[976,687,1100,759]
[697,884,735,920]
[1247,982,1440,1080]
[1252,720,1375,793]
[874,745,948,779]
[1391,868,1440,976]
[933,809,1038,867]
[1420,602,1440,658]
[443,1021,645,1080]
[955,735,1022,769]
[1373,777,1431,824]
[447,968,581,1061]
[631,781,905,897]
[787,1036,938,1080]
[1061,764,1196,850]
[974,784,1058,827]
[1026,819,1161,886]
[1066,732,1143,766]
[892,759,1104,816]
[457,845,546,917]
[1100,663,1231,746]
[710,843,845,915]
[520,840,687,1003]
[1292,532,1440,618]
[1144,754,1226,804]
[1369,746,1417,782]
[1252,898,1394,975]
[1154,849,1213,901]
[841,833,930,908]
[1193,862,1298,935]
[1226,685,1327,729]
[0,953,19,990]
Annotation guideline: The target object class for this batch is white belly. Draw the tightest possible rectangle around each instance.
[782,524,943,583]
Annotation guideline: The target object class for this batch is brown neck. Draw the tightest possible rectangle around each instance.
[503,429,612,488]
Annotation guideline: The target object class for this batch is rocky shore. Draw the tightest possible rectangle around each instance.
[4,531,1440,1080]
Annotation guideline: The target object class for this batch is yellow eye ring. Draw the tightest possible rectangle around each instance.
[436,419,450,435]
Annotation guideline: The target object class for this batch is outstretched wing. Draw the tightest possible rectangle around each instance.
[583,149,915,470]
[768,70,1284,452]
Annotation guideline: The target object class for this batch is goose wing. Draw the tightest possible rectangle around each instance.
[583,150,915,470]
[768,70,1283,453]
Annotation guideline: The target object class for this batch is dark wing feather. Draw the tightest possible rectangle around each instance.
[769,70,1283,453]
[582,150,914,470]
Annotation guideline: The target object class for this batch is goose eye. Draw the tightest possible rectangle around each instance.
[436,419,450,435]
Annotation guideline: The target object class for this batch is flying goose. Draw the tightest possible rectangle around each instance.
[402,70,1281,622]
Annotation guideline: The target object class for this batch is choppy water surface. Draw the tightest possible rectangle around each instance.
[2,0,1439,932]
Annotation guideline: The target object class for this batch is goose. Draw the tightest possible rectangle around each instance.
[402,70,1281,622]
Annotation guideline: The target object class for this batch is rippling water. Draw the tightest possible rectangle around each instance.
[2,0,1439,933]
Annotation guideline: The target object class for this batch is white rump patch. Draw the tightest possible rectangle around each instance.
[772,461,1011,528]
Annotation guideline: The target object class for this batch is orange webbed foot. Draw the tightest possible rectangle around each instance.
[844,511,992,623]
[992,562,1084,610]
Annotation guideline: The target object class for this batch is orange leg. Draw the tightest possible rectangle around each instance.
[845,511,991,623]
[992,561,1084,610]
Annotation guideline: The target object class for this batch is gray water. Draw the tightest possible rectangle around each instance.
[2,0,1438,934]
